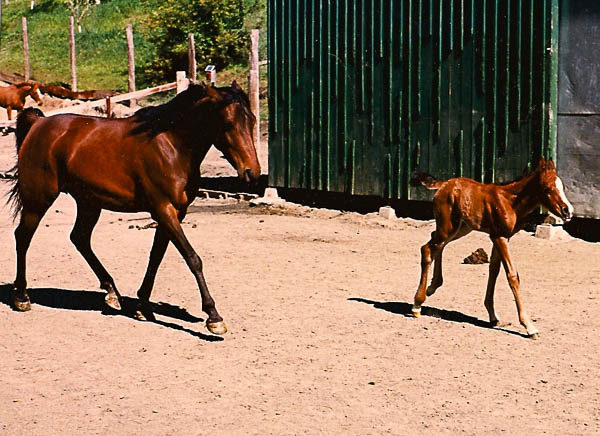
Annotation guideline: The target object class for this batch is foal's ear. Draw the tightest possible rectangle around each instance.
[231,80,242,91]
[536,156,556,171]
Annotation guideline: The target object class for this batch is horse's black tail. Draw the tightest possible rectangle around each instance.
[5,107,45,220]
[16,107,44,153]
[410,172,445,190]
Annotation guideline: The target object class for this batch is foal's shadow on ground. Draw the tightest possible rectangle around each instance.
[349,297,528,338]
[0,284,223,342]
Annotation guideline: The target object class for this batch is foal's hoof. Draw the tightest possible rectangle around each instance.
[105,294,121,311]
[412,310,421,318]
[13,297,31,312]
[528,332,540,340]
[206,320,227,335]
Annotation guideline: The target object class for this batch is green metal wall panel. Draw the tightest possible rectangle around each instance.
[268,0,559,199]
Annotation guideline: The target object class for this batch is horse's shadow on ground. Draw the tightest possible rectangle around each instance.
[349,297,528,338]
[0,284,223,342]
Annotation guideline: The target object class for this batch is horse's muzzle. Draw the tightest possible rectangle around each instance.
[243,168,260,184]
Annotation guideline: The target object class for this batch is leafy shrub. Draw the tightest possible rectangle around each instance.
[141,0,263,84]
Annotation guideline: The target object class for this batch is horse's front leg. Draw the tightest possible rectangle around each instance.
[136,208,190,321]
[492,237,539,339]
[484,245,501,326]
[135,226,170,321]
[153,203,226,335]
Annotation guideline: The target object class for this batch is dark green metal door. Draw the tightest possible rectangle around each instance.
[268,0,559,200]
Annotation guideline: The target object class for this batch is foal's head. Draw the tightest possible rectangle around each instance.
[198,82,260,183]
[18,83,43,106]
[532,157,574,221]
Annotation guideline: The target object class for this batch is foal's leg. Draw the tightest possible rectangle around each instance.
[6,106,12,120]
[484,245,501,326]
[70,203,121,310]
[492,237,539,338]
[13,209,47,311]
[412,231,447,317]
[154,203,226,335]
[426,225,471,297]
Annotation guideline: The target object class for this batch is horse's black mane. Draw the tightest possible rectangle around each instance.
[131,83,250,136]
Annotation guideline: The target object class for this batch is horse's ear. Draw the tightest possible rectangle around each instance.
[231,80,242,91]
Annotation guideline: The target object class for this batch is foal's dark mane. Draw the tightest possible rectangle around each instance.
[131,84,251,137]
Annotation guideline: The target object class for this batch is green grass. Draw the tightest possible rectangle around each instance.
[1,0,267,115]
[0,0,154,91]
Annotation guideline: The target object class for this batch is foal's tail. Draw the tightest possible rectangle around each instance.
[4,108,45,220]
[410,172,445,190]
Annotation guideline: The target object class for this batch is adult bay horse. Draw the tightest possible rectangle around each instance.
[411,158,574,338]
[0,82,43,120]
[6,82,260,335]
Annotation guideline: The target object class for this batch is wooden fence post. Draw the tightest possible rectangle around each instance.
[69,16,77,91]
[22,17,30,81]
[126,24,136,107]
[249,29,260,150]
[176,71,188,94]
[188,33,196,82]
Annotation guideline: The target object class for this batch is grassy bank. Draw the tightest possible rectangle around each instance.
[0,0,153,91]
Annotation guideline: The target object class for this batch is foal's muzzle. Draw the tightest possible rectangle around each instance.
[560,205,573,222]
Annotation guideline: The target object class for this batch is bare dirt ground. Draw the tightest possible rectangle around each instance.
[0,104,599,435]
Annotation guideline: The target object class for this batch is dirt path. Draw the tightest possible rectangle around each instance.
[0,128,599,435]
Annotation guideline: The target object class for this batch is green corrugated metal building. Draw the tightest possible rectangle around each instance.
[268,0,600,217]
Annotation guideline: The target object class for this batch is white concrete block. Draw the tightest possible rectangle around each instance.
[535,223,559,240]
[379,206,397,220]
[263,187,280,199]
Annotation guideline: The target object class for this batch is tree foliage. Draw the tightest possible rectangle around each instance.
[63,0,97,32]
[141,0,264,84]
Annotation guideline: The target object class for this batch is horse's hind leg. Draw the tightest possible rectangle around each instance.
[427,224,472,297]
[412,232,445,317]
[13,209,47,310]
[70,203,121,310]
[426,247,445,297]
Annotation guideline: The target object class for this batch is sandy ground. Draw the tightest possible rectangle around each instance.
[0,105,599,435]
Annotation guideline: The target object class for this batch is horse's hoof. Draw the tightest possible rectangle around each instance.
[528,332,539,340]
[105,294,121,311]
[134,308,155,322]
[412,310,421,318]
[13,297,31,312]
[206,320,227,335]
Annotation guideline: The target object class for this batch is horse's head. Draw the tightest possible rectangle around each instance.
[534,157,574,221]
[200,82,261,183]
[25,83,43,106]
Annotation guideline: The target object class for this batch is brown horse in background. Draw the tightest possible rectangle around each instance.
[6,82,260,335]
[411,158,574,338]
[0,82,43,120]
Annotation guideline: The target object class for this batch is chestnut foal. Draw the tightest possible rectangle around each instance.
[411,158,574,338]
[0,82,43,120]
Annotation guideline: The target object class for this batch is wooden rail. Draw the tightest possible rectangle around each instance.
[0,81,177,128]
